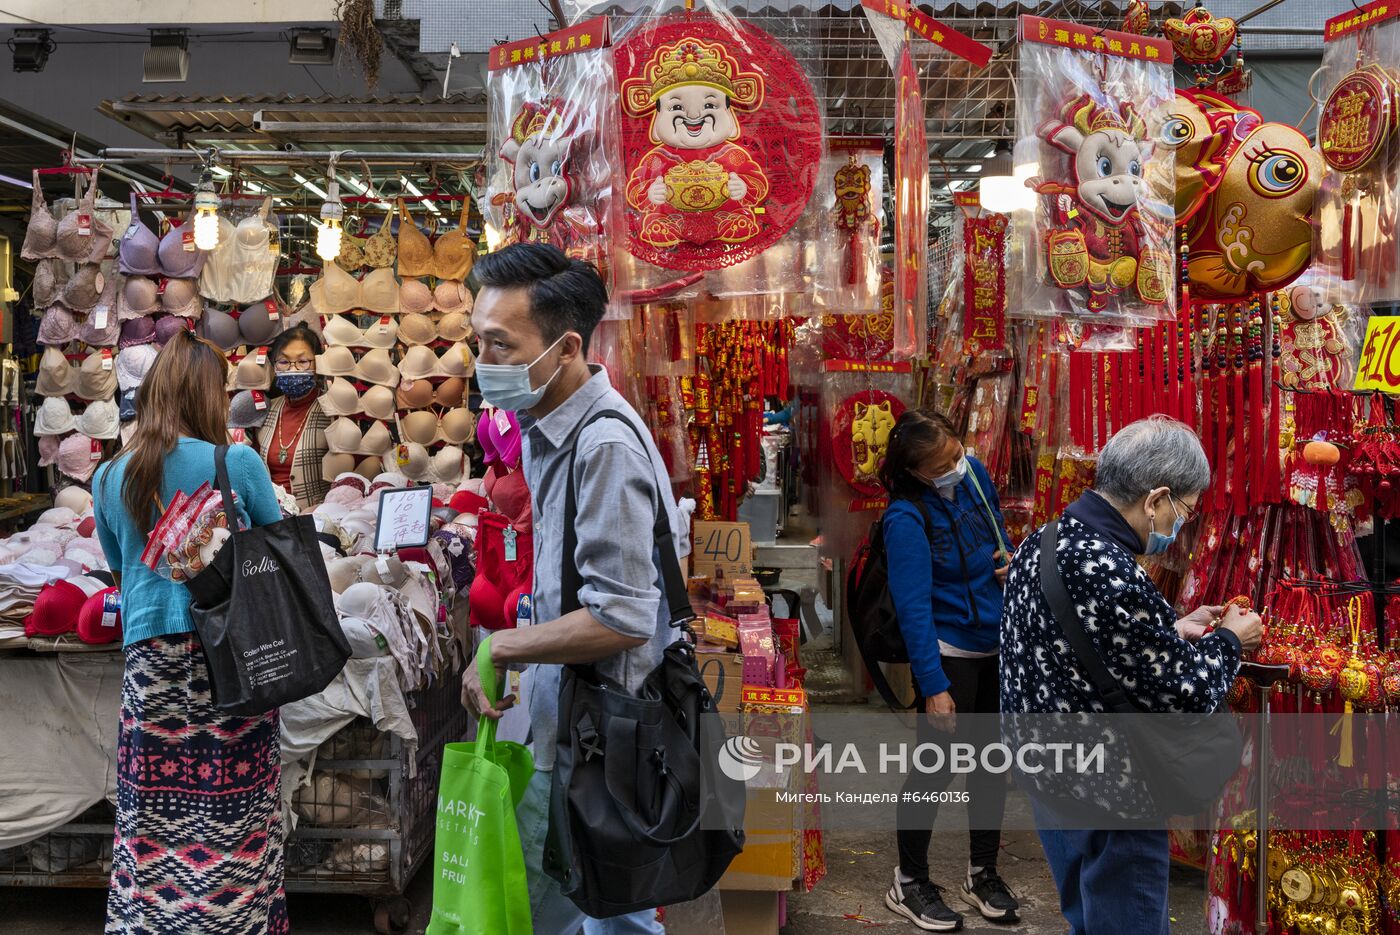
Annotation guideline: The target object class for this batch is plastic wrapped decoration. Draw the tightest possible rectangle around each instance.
[613,5,823,274]
[1279,273,1353,391]
[485,18,625,306]
[1313,2,1400,305]
[811,137,884,313]
[1014,16,1177,324]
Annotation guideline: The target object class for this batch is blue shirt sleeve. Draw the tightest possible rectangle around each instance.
[92,464,123,570]
[883,501,949,697]
[229,445,284,526]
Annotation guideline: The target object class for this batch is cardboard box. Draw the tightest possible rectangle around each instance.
[696,650,745,713]
[691,520,753,579]
[720,890,780,935]
[718,786,799,891]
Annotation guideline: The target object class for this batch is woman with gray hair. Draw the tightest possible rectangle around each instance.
[999,416,1261,934]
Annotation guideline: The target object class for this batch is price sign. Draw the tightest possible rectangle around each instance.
[373,485,434,551]
[690,520,753,578]
[1354,316,1400,392]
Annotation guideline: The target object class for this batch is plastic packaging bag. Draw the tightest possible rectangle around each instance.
[812,137,884,312]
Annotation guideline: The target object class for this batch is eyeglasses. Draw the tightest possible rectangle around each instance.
[1168,492,1198,523]
[274,359,315,372]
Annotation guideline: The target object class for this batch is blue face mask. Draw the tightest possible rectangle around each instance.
[1145,495,1186,555]
[475,334,566,412]
[275,372,317,400]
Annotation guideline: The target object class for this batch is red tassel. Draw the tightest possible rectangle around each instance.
[1096,353,1109,450]
[1343,202,1355,281]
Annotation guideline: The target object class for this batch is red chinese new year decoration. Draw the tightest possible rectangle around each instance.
[963,213,1008,353]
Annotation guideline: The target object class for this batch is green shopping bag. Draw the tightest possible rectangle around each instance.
[426,636,535,935]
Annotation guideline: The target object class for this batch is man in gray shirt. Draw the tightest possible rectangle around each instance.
[462,243,680,935]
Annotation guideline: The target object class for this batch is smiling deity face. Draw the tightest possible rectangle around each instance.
[652,83,739,149]
[509,132,571,228]
[1073,128,1147,224]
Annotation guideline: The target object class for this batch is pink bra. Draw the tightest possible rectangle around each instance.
[38,305,82,347]
[77,273,121,347]
[325,417,395,457]
[323,313,399,349]
[396,376,466,410]
[117,275,160,320]
[310,264,399,315]
[32,259,66,308]
[320,378,398,421]
[20,171,59,262]
[157,213,205,279]
[24,171,112,264]
[118,192,161,276]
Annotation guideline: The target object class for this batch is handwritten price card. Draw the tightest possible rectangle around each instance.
[373,485,434,552]
[690,520,753,579]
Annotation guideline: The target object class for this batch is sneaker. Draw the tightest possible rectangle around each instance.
[961,866,1020,922]
[885,869,964,931]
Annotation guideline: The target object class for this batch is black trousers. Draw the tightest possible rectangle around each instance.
[896,654,1006,879]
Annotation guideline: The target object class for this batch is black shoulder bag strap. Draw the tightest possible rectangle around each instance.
[559,410,693,634]
[212,444,239,525]
[1037,520,1137,714]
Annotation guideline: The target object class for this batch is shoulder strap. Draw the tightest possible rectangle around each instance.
[213,444,238,525]
[559,410,692,630]
[1037,520,1137,714]
[965,466,1010,560]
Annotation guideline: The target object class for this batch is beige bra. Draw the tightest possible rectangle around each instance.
[320,378,398,421]
[433,280,473,315]
[335,217,367,272]
[315,345,400,387]
[76,350,118,401]
[398,342,474,381]
[397,442,466,485]
[396,199,434,279]
[399,311,472,345]
[430,200,476,282]
[36,346,78,397]
[360,207,397,269]
[323,313,399,349]
[325,416,395,458]
[399,408,475,446]
[60,264,105,312]
[310,264,400,316]
[396,376,466,410]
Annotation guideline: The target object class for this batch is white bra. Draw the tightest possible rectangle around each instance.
[200,199,279,305]
[398,343,474,381]
[315,345,400,387]
[320,378,399,421]
[324,416,395,458]
[397,442,466,485]
[322,313,399,349]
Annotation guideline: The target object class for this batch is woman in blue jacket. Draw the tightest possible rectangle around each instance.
[878,409,1019,931]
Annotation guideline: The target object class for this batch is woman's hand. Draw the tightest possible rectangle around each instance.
[993,550,1009,586]
[1176,604,1224,642]
[925,690,956,733]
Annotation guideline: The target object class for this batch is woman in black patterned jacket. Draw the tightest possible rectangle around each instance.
[1000,416,1262,935]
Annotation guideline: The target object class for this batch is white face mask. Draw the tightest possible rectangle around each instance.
[474,334,567,412]
[930,455,969,490]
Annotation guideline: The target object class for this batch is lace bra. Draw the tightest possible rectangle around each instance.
[315,346,400,387]
[399,408,475,446]
[323,313,399,349]
[310,264,400,315]
[320,378,398,421]
[396,200,434,279]
[335,216,366,271]
[396,376,466,410]
[200,198,278,304]
[119,192,161,276]
[60,264,105,312]
[38,305,81,346]
[77,274,121,347]
[23,171,113,264]
[325,417,396,458]
[398,343,474,381]
[361,207,397,269]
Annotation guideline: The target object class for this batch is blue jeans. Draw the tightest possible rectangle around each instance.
[1033,801,1169,935]
[517,769,663,935]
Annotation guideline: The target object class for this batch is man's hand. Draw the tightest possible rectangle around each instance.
[647,178,668,206]
[1219,604,1264,654]
[461,641,514,720]
[925,690,956,734]
[1176,604,1224,642]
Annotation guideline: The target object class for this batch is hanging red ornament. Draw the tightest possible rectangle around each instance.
[1163,7,1238,66]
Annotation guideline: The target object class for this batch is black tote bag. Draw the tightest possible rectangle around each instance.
[1037,520,1243,819]
[543,412,745,918]
[184,445,350,716]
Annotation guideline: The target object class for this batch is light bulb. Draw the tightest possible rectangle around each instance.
[192,170,221,250]
[316,220,343,261]
[317,178,344,262]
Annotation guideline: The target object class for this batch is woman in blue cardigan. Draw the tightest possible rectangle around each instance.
[878,409,1019,931]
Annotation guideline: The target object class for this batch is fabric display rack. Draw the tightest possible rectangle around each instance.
[0,147,484,933]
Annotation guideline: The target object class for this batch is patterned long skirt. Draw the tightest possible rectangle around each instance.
[104,633,289,935]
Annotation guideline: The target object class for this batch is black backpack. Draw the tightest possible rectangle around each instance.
[846,499,935,710]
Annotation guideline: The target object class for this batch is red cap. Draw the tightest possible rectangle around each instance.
[76,587,122,644]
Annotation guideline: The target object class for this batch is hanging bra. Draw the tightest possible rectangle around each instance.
[322,313,398,349]
[213,198,278,305]
[76,398,120,441]
[38,305,82,347]
[32,258,67,308]
[320,378,398,421]
[396,200,434,279]
[78,273,121,347]
[325,417,396,458]
[76,350,118,401]
[229,351,271,391]
[335,216,367,272]
[310,264,400,315]
[161,277,203,318]
[34,396,77,436]
[21,170,59,261]
[199,300,284,351]
[322,452,384,482]
[400,278,435,315]
[118,275,160,321]
[60,264,105,312]
[36,347,78,397]
[315,345,400,387]
[431,200,476,281]
[396,376,466,410]
[157,213,205,279]
[54,172,114,264]
[397,442,466,485]
[399,311,472,346]
[362,207,397,269]
[119,192,162,277]
[398,342,474,381]
[433,280,472,315]
[197,214,239,300]
[399,408,475,446]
